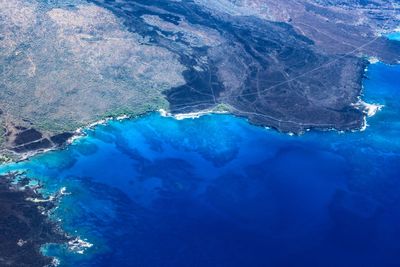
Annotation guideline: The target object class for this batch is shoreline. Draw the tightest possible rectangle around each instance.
[3,96,384,166]
[0,173,70,267]
[0,60,388,266]
[0,58,389,165]
[0,62,387,265]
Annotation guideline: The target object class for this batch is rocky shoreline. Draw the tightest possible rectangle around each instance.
[0,173,69,267]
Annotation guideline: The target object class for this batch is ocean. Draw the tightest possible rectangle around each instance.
[1,62,400,266]
[387,31,400,41]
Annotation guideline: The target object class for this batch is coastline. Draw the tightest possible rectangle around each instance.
[4,92,384,166]
[158,107,229,120]
[0,56,390,165]
[0,60,389,267]
[0,0,398,264]
[3,62,398,266]
[0,173,70,267]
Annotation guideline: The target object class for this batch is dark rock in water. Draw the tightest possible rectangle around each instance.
[0,174,68,267]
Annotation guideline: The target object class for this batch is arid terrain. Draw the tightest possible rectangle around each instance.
[0,0,399,159]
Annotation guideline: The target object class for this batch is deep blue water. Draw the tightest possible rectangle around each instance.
[1,63,400,267]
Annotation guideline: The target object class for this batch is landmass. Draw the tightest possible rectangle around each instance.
[0,0,400,265]
[0,0,399,157]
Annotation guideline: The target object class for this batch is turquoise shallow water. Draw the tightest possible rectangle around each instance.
[1,62,400,267]
[387,31,400,41]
